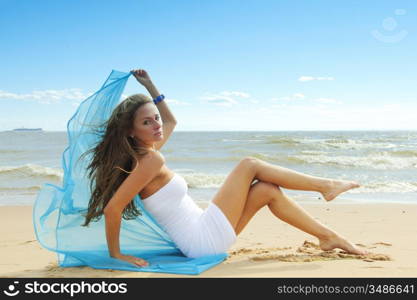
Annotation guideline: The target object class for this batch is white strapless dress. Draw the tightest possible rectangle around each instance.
[141,173,237,258]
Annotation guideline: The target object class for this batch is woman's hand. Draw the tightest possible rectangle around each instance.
[113,253,149,267]
[131,69,153,87]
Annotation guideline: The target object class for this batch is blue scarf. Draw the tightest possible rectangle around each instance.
[33,70,227,275]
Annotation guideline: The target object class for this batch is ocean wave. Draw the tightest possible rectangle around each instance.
[225,151,417,169]
[0,149,25,154]
[0,164,63,180]
[265,137,301,146]
[262,136,399,150]
[168,151,417,169]
[228,152,292,162]
[176,172,417,194]
[349,181,417,193]
[168,156,243,162]
[299,150,330,155]
[0,166,415,196]
[181,173,226,188]
[321,139,397,150]
[0,165,223,190]
[375,150,417,157]
[324,138,350,144]
[363,137,412,143]
[287,154,417,169]
[182,174,417,194]
[222,139,263,142]
[0,186,41,192]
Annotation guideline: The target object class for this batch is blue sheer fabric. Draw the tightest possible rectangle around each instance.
[33,70,227,275]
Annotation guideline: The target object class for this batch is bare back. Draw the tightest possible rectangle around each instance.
[138,151,175,200]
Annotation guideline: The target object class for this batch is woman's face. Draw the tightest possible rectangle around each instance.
[130,103,163,148]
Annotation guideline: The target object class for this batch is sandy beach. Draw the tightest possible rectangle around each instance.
[1,201,416,278]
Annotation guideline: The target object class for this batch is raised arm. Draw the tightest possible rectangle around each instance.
[103,151,164,266]
[145,82,177,124]
[131,69,178,150]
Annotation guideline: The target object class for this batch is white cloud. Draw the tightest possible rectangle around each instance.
[270,103,288,109]
[298,76,315,82]
[317,77,334,81]
[0,88,92,104]
[276,94,342,106]
[254,107,274,114]
[200,90,251,106]
[279,93,305,101]
[165,98,192,106]
[200,95,238,106]
[221,91,250,98]
[313,98,342,104]
[2,89,193,109]
[298,76,334,82]
[293,93,305,99]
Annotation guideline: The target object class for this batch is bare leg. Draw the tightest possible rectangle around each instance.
[213,157,360,234]
[254,159,360,201]
[268,187,367,255]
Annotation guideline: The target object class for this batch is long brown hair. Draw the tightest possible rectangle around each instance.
[80,93,153,227]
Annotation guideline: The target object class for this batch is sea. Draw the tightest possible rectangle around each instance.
[0,130,416,206]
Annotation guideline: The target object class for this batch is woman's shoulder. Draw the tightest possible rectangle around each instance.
[136,150,165,167]
[148,149,165,161]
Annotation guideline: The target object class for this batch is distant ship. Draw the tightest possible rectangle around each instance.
[12,127,43,132]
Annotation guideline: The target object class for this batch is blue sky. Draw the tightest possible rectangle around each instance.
[1,0,416,131]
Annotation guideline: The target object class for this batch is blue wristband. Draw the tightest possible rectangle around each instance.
[153,94,165,104]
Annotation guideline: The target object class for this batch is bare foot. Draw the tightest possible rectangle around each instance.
[321,180,360,202]
[319,234,369,256]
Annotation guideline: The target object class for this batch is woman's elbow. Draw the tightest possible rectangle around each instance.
[103,204,121,216]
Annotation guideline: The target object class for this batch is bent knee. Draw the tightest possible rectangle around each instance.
[251,181,281,200]
[238,156,260,170]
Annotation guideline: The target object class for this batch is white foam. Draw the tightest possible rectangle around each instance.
[0,164,63,179]
[349,181,417,193]
[291,154,417,170]
[181,172,226,188]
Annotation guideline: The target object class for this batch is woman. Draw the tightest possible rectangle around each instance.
[82,69,368,268]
